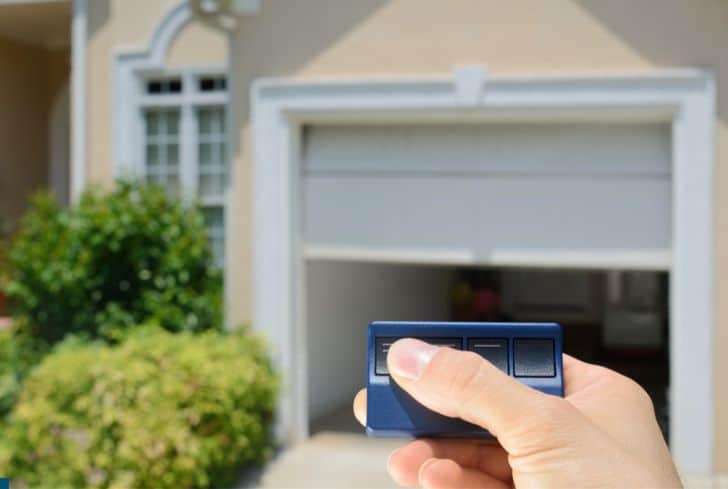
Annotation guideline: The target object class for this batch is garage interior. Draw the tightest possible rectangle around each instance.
[306,262,670,441]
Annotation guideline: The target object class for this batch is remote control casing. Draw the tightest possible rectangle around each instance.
[366,321,563,438]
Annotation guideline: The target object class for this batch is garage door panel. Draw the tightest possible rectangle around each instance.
[302,123,671,268]
[304,176,670,254]
[304,124,671,177]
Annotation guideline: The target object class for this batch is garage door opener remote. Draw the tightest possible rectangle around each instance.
[366,321,564,438]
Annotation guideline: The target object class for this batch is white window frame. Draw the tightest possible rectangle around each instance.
[251,67,716,474]
[135,67,229,207]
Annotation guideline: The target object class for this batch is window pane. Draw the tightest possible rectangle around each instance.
[147,81,162,94]
[198,109,212,134]
[144,108,180,195]
[167,144,179,167]
[146,78,183,95]
[199,142,212,167]
[199,174,224,196]
[146,145,159,168]
[203,206,225,268]
[199,76,227,92]
[196,107,227,198]
[168,79,182,93]
[145,112,159,136]
[166,111,179,135]
[196,106,228,268]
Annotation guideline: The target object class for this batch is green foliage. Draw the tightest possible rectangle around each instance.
[6,181,222,343]
[0,328,46,418]
[0,327,277,489]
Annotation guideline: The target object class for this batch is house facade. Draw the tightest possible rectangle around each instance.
[1,0,727,476]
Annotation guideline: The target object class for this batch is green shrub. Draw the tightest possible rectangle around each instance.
[6,181,222,343]
[0,327,277,489]
[0,328,46,418]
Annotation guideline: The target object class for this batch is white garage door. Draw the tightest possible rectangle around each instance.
[302,122,671,269]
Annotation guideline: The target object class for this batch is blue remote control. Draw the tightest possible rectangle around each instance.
[366,321,564,438]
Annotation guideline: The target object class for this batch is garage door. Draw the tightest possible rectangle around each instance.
[302,122,671,269]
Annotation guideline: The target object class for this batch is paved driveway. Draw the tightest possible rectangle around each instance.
[261,432,402,489]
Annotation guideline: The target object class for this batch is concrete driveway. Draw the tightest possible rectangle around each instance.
[260,432,402,489]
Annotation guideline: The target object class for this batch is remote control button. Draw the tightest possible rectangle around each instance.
[467,338,508,373]
[514,338,555,377]
[375,337,462,375]
[375,337,396,375]
[419,337,463,350]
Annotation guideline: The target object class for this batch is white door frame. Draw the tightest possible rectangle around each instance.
[251,67,715,474]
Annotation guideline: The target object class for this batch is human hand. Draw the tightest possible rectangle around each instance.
[353,338,681,488]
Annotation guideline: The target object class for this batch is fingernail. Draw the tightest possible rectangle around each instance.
[388,339,439,380]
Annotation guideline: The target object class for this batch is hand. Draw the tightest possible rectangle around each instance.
[353,338,681,488]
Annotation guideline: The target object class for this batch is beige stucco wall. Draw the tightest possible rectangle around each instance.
[0,36,68,230]
[166,21,227,69]
[227,0,728,470]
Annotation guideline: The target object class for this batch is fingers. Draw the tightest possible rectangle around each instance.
[353,388,367,426]
[388,439,511,486]
[418,458,510,489]
[387,338,556,445]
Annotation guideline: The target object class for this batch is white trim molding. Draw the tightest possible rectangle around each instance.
[304,246,672,272]
[251,67,716,473]
[70,0,87,201]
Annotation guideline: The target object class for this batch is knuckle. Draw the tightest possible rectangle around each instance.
[623,378,655,412]
[605,370,655,413]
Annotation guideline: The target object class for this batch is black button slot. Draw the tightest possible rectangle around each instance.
[514,338,555,377]
[468,338,508,373]
[375,337,462,375]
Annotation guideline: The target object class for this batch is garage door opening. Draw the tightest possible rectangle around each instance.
[305,261,670,440]
[254,70,715,471]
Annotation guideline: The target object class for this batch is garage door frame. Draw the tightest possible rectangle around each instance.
[250,67,715,473]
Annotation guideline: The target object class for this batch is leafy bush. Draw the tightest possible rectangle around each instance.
[6,182,222,343]
[0,327,277,489]
[0,328,46,418]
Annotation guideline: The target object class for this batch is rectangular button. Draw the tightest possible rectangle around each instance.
[514,338,555,377]
[375,337,461,375]
[467,338,508,373]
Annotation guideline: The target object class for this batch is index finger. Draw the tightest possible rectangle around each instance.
[353,388,367,426]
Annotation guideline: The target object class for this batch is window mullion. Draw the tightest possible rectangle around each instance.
[180,80,197,203]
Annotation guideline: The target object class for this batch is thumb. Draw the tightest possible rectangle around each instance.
[387,338,568,448]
